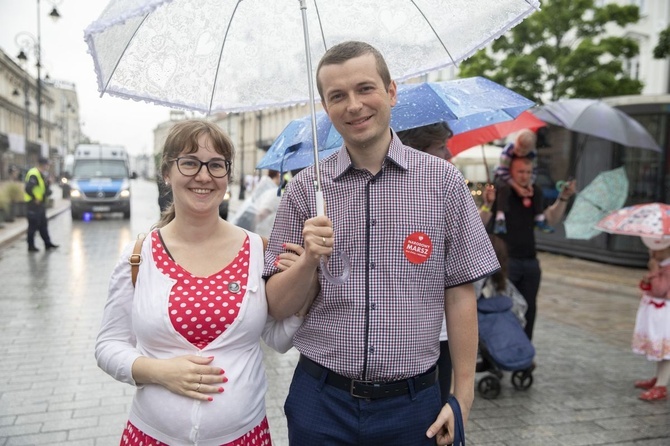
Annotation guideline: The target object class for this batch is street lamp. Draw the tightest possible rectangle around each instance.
[14,0,62,142]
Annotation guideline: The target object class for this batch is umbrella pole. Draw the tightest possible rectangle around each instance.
[480,144,491,184]
[566,134,588,180]
[299,0,325,217]
[298,0,350,286]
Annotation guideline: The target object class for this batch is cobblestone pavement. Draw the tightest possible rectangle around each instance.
[0,181,668,446]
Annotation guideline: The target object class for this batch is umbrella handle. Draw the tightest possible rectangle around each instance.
[315,190,351,285]
[316,190,325,216]
[321,251,351,285]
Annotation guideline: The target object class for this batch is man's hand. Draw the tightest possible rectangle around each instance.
[302,215,334,264]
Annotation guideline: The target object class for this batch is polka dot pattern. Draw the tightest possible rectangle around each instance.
[152,232,250,349]
[120,418,272,446]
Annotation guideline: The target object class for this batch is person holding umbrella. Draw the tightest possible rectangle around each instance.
[484,157,576,342]
[264,41,499,445]
[396,122,454,406]
[631,236,670,402]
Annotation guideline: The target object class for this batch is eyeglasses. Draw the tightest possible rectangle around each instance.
[172,157,232,178]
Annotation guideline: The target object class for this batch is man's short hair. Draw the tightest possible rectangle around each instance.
[38,157,50,166]
[316,41,392,100]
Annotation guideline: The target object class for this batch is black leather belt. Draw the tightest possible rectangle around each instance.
[299,355,438,399]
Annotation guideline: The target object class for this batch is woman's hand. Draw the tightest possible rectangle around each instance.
[132,355,227,402]
[275,242,305,271]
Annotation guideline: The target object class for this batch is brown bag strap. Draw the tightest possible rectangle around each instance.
[129,234,147,287]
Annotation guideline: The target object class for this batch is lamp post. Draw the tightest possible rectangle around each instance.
[15,0,61,143]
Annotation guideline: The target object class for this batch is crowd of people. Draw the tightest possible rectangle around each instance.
[91,39,667,446]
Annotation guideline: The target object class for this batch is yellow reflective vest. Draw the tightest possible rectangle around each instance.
[24,167,46,203]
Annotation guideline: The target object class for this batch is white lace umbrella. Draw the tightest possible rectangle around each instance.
[85,0,538,194]
[85,0,539,114]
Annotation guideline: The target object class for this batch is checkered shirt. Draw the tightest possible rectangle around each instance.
[264,132,499,381]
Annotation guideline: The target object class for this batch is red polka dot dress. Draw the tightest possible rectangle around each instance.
[119,231,272,446]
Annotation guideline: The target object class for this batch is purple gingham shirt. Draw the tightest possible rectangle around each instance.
[264,131,499,381]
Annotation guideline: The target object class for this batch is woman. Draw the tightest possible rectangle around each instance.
[96,119,302,446]
[397,122,455,404]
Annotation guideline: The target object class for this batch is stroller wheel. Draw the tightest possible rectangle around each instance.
[511,370,534,390]
[477,375,501,399]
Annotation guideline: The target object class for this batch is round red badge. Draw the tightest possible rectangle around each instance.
[403,232,433,264]
[522,197,532,208]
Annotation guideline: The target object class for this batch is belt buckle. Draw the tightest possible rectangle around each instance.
[350,379,375,399]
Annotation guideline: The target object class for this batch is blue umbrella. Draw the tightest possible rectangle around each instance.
[257,77,535,172]
[256,112,340,172]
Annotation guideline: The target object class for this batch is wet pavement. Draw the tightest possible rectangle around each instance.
[0,180,668,446]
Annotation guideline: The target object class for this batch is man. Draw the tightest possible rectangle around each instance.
[264,41,498,445]
[24,157,58,252]
[486,157,576,341]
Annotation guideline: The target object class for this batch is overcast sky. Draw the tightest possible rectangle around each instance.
[1,0,176,156]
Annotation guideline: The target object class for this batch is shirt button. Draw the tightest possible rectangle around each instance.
[371,219,377,226]
[369,346,375,354]
[370,261,375,269]
[371,303,377,310]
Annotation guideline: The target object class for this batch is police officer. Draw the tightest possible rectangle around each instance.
[24,157,58,252]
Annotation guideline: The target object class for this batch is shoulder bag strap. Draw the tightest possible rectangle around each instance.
[129,234,147,287]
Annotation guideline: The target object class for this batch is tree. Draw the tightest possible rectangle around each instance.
[458,0,643,103]
[653,26,670,59]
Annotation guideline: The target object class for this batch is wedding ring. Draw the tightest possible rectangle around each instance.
[199,374,203,384]
[321,237,327,247]
[195,383,202,392]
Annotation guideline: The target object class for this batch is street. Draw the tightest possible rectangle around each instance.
[0,179,668,446]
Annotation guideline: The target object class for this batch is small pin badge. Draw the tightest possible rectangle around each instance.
[228,281,241,293]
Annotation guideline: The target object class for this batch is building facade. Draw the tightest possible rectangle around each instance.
[0,47,82,179]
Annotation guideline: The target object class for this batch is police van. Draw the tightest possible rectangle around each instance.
[69,144,133,219]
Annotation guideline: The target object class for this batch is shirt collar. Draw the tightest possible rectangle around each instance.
[332,129,409,181]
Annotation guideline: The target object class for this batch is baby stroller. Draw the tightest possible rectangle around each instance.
[476,293,535,399]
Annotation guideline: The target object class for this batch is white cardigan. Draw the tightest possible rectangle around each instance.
[95,231,301,446]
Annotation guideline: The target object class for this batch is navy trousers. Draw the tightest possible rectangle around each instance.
[26,203,51,248]
[285,362,442,445]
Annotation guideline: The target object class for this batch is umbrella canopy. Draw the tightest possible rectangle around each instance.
[532,99,661,152]
[595,203,670,239]
[257,112,340,172]
[447,111,546,155]
[85,0,540,113]
[563,167,629,240]
[257,77,535,171]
